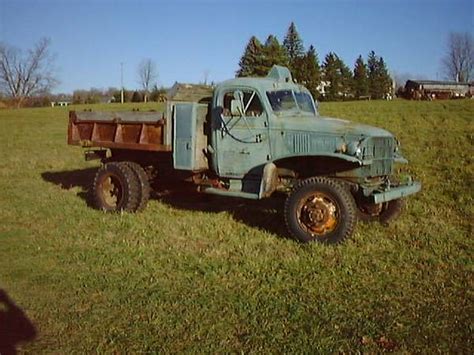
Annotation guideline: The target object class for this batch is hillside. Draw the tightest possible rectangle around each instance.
[0,100,472,352]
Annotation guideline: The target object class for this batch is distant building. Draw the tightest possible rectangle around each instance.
[50,101,71,107]
[316,81,331,97]
[404,80,473,100]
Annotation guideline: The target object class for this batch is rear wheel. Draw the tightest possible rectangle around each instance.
[123,161,151,212]
[284,177,357,244]
[92,162,140,212]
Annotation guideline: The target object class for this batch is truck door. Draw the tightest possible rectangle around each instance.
[214,89,270,177]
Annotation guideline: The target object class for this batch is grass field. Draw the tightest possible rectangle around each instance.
[0,99,472,353]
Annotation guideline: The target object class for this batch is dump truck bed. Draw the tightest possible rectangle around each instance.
[67,111,171,151]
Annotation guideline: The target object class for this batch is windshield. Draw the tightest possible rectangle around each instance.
[267,90,316,115]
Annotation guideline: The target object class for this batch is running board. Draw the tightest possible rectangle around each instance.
[200,187,259,200]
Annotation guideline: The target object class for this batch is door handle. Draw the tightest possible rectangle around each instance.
[256,134,266,143]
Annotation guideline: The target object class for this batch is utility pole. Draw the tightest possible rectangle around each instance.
[120,62,124,104]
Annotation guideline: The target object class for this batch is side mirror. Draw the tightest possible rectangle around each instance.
[231,99,244,116]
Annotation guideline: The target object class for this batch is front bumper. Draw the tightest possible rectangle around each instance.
[372,181,421,204]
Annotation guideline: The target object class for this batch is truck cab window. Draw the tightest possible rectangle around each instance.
[223,90,263,117]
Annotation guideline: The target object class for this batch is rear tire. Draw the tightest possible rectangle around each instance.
[284,177,357,244]
[123,161,151,212]
[92,162,140,212]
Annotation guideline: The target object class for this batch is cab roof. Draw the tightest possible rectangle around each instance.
[217,65,307,94]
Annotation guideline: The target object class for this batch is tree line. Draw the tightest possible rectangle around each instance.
[0,31,472,107]
[237,22,395,100]
[71,86,167,105]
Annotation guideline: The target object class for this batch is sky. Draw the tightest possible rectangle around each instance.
[0,0,473,94]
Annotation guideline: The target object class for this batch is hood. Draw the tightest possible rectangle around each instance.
[273,114,393,139]
[317,116,393,138]
[270,114,398,162]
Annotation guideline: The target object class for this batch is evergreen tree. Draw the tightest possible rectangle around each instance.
[283,22,305,82]
[353,55,369,98]
[338,57,353,98]
[322,52,352,100]
[297,45,321,99]
[367,51,392,99]
[368,51,380,99]
[377,57,393,97]
[236,36,264,77]
[261,35,289,75]
[283,22,305,61]
[322,52,340,100]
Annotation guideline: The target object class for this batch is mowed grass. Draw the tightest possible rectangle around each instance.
[0,99,472,353]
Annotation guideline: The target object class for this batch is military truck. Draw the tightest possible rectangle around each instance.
[68,66,420,244]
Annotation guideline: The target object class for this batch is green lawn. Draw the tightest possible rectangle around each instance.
[0,100,472,352]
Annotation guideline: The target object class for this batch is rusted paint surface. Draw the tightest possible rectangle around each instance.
[68,111,171,152]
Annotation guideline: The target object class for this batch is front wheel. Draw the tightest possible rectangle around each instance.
[284,177,357,244]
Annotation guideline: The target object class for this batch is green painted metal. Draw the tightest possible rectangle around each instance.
[211,67,400,179]
[205,65,420,201]
[372,181,422,204]
[200,187,259,200]
[173,103,196,170]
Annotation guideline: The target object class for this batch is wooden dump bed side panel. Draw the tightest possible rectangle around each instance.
[68,111,172,151]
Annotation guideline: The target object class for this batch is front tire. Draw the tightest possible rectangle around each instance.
[284,177,357,244]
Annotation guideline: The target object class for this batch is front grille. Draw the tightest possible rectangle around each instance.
[362,137,395,176]
[362,137,395,160]
[288,132,337,154]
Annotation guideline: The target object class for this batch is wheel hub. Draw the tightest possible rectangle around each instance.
[298,194,339,236]
[101,175,122,207]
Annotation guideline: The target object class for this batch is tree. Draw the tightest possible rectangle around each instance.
[137,59,157,102]
[353,55,369,98]
[149,84,167,102]
[131,90,143,103]
[339,58,353,98]
[283,22,305,82]
[322,52,352,100]
[322,53,339,100]
[262,35,289,73]
[236,36,265,77]
[442,32,474,82]
[297,45,321,99]
[0,38,58,107]
[368,51,392,99]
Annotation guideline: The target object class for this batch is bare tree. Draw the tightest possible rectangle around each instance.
[0,38,58,107]
[442,32,474,82]
[137,59,157,102]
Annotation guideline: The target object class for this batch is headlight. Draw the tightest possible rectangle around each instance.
[346,140,364,159]
[336,142,347,153]
[394,137,400,152]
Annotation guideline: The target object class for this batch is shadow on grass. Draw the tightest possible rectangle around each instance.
[41,168,97,206]
[0,289,37,355]
[155,181,289,238]
[41,168,289,239]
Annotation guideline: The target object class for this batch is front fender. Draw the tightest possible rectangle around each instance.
[272,152,363,165]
